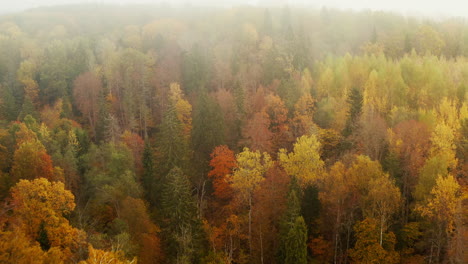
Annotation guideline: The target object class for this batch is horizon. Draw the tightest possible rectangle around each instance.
[1,0,468,19]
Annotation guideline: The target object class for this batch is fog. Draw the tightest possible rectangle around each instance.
[1,0,468,18]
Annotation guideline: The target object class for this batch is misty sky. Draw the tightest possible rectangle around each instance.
[0,0,467,18]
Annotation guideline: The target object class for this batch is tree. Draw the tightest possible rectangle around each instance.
[230,148,272,255]
[73,72,102,139]
[343,87,363,137]
[17,59,39,108]
[208,145,237,202]
[161,167,205,263]
[355,108,388,161]
[120,197,162,264]
[38,40,71,105]
[142,141,156,203]
[414,25,445,55]
[169,83,192,142]
[291,93,316,138]
[192,91,225,178]
[79,245,136,264]
[241,110,273,154]
[0,226,45,264]
[284,217,308,264]
[120,131,145,176]
[389,119,431,222]
[279,134,324,187]
[363,173,401,247]
[278,185,308,264]
[416,175,463,263]
[10,139,56,183]
[157,95,189,174]
[319,161,357,263]
[9,178,86,261]
[264,94,290,152]
[349,218,399,264]
[251,164,290,264]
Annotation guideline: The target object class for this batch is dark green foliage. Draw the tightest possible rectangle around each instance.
[192,91,225,176]
[37,222,51,251]
[284,216,308,264]
[142,141,156,203]
[277,77,301,113]
[182,44,210,95]
[0,85,19,121]
[343,87,363,137]
[278,179,308,264]
[39,42,71,104]
[18,96,38,121]
[301,185,321,234]
[157,103,188,175]
[161,167,206,263]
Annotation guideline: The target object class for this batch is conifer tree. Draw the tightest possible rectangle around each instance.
[161,167,206,264]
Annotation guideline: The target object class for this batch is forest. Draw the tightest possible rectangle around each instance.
[0,3,467,264]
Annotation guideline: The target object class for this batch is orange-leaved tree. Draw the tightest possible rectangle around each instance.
[10,178,85,261]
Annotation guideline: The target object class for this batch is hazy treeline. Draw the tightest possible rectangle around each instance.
[0,5,466,264]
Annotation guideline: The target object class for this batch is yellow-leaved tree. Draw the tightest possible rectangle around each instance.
[230,147,272,255]
[416,175,464,263]
[279,134,324,187]
[9,178,86,261]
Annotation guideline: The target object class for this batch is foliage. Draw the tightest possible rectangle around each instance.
[279,134,324,187]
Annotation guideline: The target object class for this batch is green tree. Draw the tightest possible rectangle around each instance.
[278,182,308,264]
[284,217,308,264]
[343,87,363,137]
[142,141,156,203]
[192,90,225,176]
[161,167,205,264]
[157,99,189,175]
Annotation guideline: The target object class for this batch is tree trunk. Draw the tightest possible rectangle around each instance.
[260,224,264,264]
[380,214,384,246]
[249,195,252,254]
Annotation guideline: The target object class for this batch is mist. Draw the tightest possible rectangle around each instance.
[1,0,468,18]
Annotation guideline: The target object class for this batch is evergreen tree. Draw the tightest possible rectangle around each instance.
[285,216,308,264]
[0,85,18,121]
[157,103,189,175]
[343,87,363,137]
[161,167,206,263]
[142,141,155,203]
[192,90,225,176]
[278,180,308,264]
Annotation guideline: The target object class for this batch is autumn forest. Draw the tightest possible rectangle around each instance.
[0,3,467,264]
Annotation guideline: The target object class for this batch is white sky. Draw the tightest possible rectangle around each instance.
[0,0,467,18]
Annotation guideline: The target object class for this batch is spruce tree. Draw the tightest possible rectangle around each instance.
[278,179,308,264]
[157,103,188,175]
[161,167,206,263]
[285,216,308,264]
[192,90,225,177]
[343,87,363,137]
[142,141,155,204]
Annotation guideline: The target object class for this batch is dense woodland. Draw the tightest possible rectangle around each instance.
[0,4,467,264]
